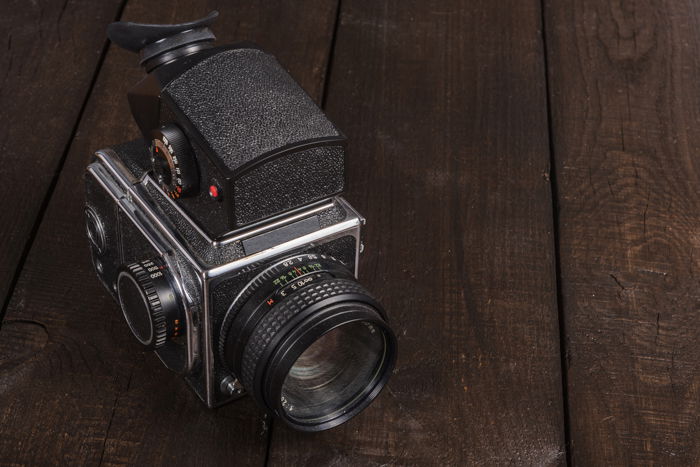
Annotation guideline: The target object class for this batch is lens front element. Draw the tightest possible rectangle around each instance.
[281,319,386,423]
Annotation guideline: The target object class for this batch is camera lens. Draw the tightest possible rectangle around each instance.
[280,317,386,423]
[219,254,396,431]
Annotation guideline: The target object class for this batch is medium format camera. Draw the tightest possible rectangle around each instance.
[84,12,397,431]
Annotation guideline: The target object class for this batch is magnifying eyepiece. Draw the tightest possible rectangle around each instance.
[107,11,219,71]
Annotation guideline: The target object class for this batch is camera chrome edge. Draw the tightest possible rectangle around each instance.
[88,147,367,408]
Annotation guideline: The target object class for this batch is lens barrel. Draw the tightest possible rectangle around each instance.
[219,254,396,431]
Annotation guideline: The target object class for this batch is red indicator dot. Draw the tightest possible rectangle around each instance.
[176,186,182,193]
[267,298,275,306]
[209,185,219,199]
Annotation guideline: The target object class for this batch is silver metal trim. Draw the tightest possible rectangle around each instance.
[204,218,361,279]
[162,254,200,375]
[201,274,215,406]
[95,149,357,270]
[87,165,168,256]
[140,172,336,247]
[88,162,201,375]
[84,206,107,254]
[89,148,365,408]
[215,201,335,246]
[95,150,203,272]
[354,232,362,277]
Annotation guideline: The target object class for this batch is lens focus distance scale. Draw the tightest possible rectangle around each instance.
[218,254,352,367]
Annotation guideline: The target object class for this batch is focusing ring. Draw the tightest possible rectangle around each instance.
[217,265,285,367]
[219,254,355,377]
[219,253,396,431]
[239,278,372,394]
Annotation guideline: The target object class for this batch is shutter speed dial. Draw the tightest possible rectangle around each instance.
[151,124,199,199]
[116,258,185,350]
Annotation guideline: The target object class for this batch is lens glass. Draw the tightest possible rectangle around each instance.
[280,320,385,422]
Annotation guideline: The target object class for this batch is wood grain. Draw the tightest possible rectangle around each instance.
[267,0,567,464]
[0,0,125,317]
[544,0,700,464]
[0,1,338,465]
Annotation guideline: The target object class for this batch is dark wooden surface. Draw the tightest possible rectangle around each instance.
[1,0,698,465]
[0,0,124,320]
[545,0,700,464]
[269,0,565,465]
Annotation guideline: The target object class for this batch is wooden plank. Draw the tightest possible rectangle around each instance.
[267,0,567,464]
[0,0,125,316]
[544,0,700,464]
[0,1,338,465]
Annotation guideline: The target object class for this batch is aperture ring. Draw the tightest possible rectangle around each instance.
[219,254,355,377]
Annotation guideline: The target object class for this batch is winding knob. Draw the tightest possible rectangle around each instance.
[151,124,199,199]
[116,258,184,349]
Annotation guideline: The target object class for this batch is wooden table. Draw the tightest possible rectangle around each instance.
[1,1,698,465]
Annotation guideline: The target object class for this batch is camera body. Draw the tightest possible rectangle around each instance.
[85,13,395,431]
[86,142,364,408]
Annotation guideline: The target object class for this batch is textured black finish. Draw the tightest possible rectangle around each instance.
[111,139,151,179]
[164,48,343,173]
[131,45,347,231]
[234,145,344,225]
